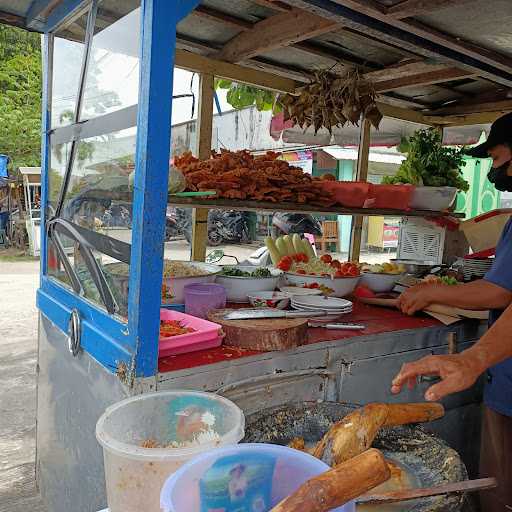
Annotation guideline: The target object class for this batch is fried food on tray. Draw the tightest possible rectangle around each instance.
[174,150,335,206]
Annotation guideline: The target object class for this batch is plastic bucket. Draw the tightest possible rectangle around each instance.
[96,391,245,512]
[160,443,356,512]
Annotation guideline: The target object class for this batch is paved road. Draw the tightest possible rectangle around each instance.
[0,259,46,512]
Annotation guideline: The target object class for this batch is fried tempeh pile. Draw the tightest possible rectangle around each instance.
[174,150,335,206]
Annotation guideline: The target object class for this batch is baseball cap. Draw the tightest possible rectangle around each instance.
[465,112,512,158]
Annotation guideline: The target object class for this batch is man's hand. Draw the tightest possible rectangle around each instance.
[397,284,435,315]
[391,353,483,401]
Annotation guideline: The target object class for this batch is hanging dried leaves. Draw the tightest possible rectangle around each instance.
[279,69,382,134]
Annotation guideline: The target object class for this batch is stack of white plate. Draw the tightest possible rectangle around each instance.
[291,295,353,315]
[462,258,493,281]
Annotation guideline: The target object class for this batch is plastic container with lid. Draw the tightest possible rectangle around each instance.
[185,283,227,318]
[96,391,245,512]
[160,443,355,512]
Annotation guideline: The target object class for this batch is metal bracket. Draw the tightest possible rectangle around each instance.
[67,308,82,357]
[216,368,335,395]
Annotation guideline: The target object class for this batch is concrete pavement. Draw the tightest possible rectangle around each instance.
[0,259,45,511]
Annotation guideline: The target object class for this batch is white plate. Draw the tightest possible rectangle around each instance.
[291,296,353,309]
[279,286,323,296]
[291,304,353,314]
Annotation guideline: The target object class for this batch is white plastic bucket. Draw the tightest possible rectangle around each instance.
[160,443,356,512]
[96,391,245,512]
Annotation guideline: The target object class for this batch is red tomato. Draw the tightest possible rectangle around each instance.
[320,254,332,264]
[309,282,319,289]
[341,262,352,272]
[348,267,360,277]
[298,253,309,263]
[296,269,307,275]
[330,259,342,269]
[335,270,345,278]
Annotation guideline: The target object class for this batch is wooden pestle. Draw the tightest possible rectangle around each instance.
[271,448,391,512]
[313,402,445,466]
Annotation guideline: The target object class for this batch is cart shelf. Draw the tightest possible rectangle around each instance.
[170,196,464,218]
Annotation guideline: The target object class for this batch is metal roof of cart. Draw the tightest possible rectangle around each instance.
[2,0,512,124]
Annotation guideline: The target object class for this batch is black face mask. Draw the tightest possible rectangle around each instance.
[488,160,512,191]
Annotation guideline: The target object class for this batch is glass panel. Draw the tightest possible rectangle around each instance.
[48,141,71,215]
[47,231,130,320]
[60,127,136,243]
[51,11,89,128]
[81,1,141,120]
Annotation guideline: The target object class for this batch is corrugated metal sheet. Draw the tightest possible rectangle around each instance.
[417,0,512,58]
[0,0,32,17]
[1,0,511,115]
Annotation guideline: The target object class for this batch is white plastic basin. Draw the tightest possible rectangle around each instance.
[96,391,244,512]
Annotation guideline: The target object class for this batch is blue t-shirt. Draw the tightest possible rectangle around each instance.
[482,217,512,417]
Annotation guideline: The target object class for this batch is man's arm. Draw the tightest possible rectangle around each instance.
[391,300,512,400]
[398,279,512,315]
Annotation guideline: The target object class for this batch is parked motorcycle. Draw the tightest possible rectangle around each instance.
[271,212,322,237]
[178,208,251,246]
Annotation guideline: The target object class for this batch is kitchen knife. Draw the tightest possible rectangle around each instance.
[308,323,365,330]
[224,309,327,320]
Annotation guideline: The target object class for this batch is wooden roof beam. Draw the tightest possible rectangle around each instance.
[427,99,512,117]
[215,8,340,63]
[175,49,297,93]
[386,0,477,19]
[327,0,512,74]
[249,0,293,12]
[285,0,512,86]
[369,63,476,92]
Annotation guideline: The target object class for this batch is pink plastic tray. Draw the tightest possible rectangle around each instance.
[159,309,223,357]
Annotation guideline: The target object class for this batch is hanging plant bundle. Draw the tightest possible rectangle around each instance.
[279,69,382,134]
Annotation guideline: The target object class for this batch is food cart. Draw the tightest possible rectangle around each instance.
[1,0,512,510]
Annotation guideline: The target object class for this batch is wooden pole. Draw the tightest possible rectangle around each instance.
[349,118,371,262]
[191,73,215,262]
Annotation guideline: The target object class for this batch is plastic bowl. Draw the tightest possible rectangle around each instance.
[160,443,355,512]
[360,272,403,293]
[162,261,223,304]
[284,272,360,298]
[96,391,245,512]
[409,186,457,211]
[215,266,283,303]
[247,291,291,309]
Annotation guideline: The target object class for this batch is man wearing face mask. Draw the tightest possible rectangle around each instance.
[393,112,512,511]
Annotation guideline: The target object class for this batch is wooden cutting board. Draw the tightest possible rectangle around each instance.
[208,309,308,351]
[358,297,488,325]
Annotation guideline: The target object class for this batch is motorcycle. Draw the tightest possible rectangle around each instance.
[271,212,322,237]
[177,208,251,246]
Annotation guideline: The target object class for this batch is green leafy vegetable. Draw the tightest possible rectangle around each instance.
[221,267,272,278]
[383,128,469,192]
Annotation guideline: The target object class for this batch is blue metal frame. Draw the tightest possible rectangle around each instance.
[128,0,201,376]
[37,0,201,377]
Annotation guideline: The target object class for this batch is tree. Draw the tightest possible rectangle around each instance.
[215,79,282,113]
[0,26,42,173]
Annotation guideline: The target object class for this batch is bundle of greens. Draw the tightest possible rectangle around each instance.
[383,128,469,192]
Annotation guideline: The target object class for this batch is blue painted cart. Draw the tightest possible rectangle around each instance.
[3,0,512,510]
